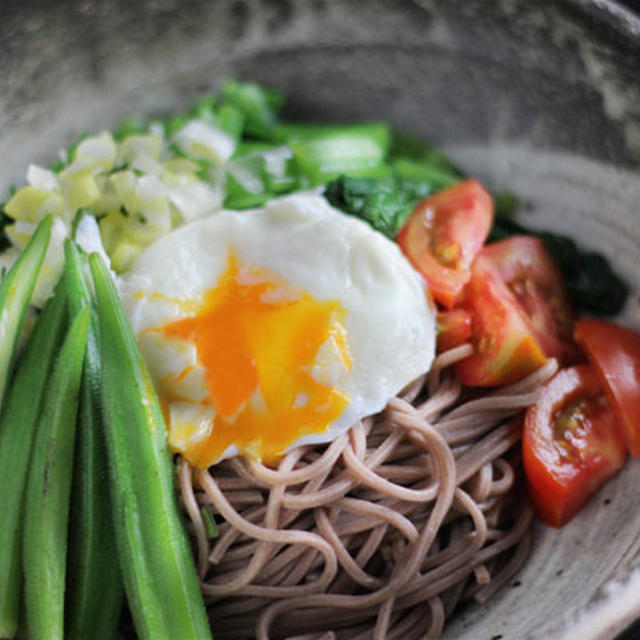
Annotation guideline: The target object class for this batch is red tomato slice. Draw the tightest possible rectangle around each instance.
[454,255,547,386]
[437,309,472,353]
[575,320,640,456]
[396,179,493,308]
[523,365,627,527]
[480,236,576,364]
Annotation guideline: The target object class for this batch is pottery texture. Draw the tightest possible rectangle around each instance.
[1,1,640,638]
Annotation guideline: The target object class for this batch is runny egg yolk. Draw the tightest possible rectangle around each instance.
[156,250,352,467]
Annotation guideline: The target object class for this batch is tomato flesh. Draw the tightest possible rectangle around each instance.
[454,256,547,386]
[575,320,640,456]
[436,309,472,353]
[523,365,627,527]
[396,179,493,308]
[480,236,576,364]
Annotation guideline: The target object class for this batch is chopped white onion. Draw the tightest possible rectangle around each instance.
[31,217,68,308]
[75,214,112,271]
[118,134,163,164]
[168,402,215,452]
[74,131,117,172]
[26,165,59,192]
[173,119,235,165]
[168,179,222,223]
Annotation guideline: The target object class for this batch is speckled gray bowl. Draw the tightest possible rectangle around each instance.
[2,1,640,638]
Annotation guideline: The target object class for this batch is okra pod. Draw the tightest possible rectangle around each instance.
[0,215,52,413]
[0,278,67,638]
[23,307,91,640]
[89,253,211,640]
[64,242,123,640]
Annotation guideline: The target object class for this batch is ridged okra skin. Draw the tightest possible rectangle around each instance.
[0,276,67,638]
[0,215,52,415]
[23,307,91,640]
[64,241,123,640]
[90,253,211,640]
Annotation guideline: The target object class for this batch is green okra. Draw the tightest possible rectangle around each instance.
[23,307,91,640]
[0,215,52,414]
[64,242,123,640]
[0,278,67,639]
[89,253,211,640]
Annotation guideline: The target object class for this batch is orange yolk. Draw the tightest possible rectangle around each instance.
[159,251,351,467]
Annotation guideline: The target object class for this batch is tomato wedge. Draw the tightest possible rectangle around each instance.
[480,236,576,364]
[575,320,640,456]
[523,365,627,527]
[437,309,472,353]
[454,255,547,386]
[396,179,493,308]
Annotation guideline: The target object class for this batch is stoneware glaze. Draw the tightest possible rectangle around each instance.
[1,1,640,638]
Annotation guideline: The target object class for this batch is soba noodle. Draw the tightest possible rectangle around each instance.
[179,346,559,639]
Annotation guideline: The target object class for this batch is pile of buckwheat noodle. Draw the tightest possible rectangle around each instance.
[178,344,559,640]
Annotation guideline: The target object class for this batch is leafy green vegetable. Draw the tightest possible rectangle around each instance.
[389,129,465,177]
[164,115,188,140]
[392,158,461,191]
[67,132,92,165]
[187,95,217,125]
[321,128,465,236]
[46,134,90,171]
[216,103,245,143]
[325,176,416,237]
[5,78,629,321]
[388,129,430,161]
[288,131,386,185]
[324,161,460,239]
[114,116,147,142]
[221,80,283,140]
[277,123,391,187]
[493,190,518,220]
[165,142,212,180]
[224,143,296,209]
[225,146,272,210]
[184,95,245,144]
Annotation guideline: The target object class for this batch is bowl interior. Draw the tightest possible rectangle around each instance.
[2,1,640,637]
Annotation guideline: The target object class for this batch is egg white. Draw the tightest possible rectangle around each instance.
[118,193,436,462]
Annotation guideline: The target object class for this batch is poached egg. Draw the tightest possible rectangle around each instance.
[118,193,436,467]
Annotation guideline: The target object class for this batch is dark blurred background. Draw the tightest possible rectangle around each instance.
[622,0,640,10]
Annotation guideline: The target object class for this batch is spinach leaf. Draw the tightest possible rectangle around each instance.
[325,176,419,238]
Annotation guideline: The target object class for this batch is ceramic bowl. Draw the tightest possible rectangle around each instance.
[2,1,640,637]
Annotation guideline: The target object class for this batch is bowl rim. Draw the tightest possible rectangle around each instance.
[2,1,640,637]
[490,5,639,638]
[558,4,640,637]
[568,0,640,42]
[560,561,640,639]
